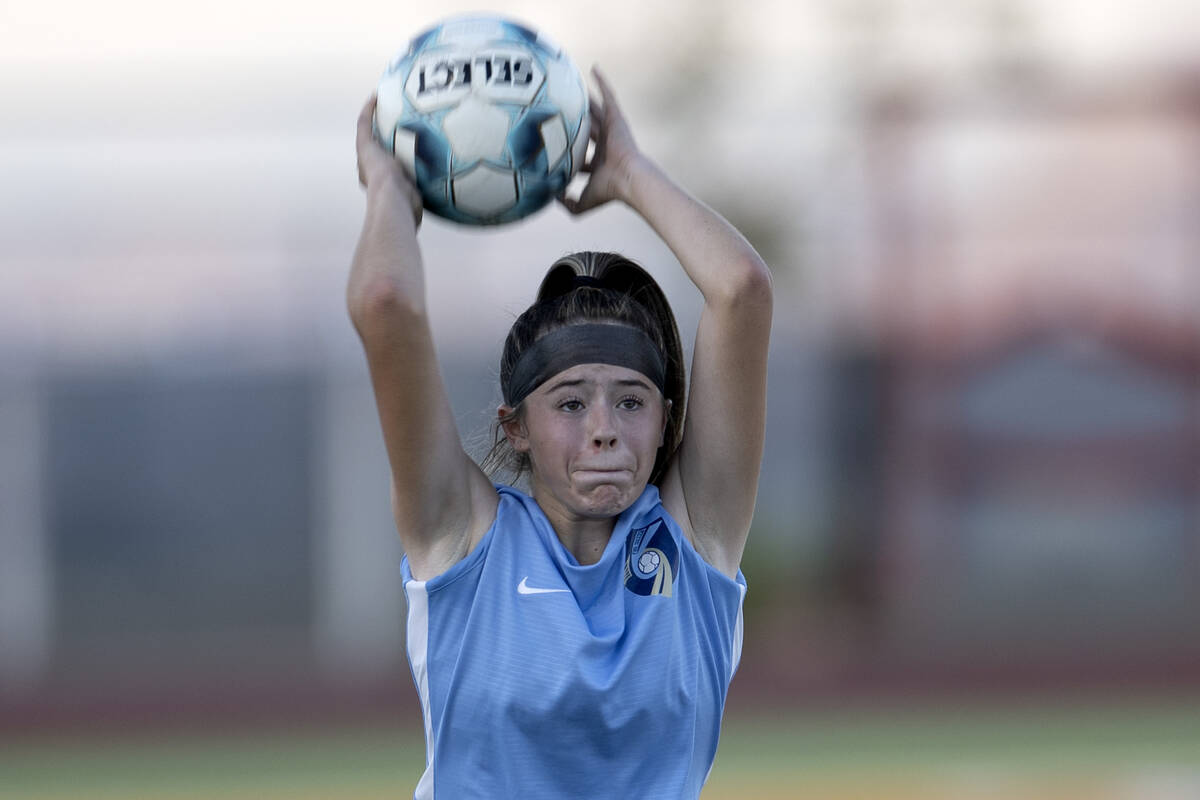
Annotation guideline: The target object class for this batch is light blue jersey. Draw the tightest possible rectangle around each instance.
[401,484,747,799]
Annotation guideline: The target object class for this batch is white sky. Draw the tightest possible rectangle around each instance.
[2,0,1198,361]
[3,0,1196,63]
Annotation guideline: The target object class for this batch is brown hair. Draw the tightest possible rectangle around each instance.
[482,252,686,486]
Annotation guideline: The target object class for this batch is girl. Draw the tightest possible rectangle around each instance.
[350,67,772,799]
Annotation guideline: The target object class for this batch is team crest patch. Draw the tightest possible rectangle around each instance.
[623,518,679,596]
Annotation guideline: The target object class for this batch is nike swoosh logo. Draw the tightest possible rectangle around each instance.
[517,577,570,595]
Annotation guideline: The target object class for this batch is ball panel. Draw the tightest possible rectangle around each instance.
[410,122,452,177]
[503,20,540,47]
[452,163,518,218]
[507,110,555,168]
[437,16,511,45]
[407,25,440,55]
[539,116,569,170]
[374,71,409,133]
[442,96,512,163]
[571,113,591,175]
[391,126,417,175]
[543,55,587,133]
[532,30,563,58]
[512,179,554,220]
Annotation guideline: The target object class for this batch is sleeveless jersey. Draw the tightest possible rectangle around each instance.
[400,484,747,799]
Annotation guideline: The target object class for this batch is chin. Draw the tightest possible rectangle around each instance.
[577,482,640,518]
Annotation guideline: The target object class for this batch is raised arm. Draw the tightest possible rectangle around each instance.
[349,96,497,580]
[563,69,773,578]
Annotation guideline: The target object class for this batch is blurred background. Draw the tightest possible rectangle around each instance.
[2,0,1199,796]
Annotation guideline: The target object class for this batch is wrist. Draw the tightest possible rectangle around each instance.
[620,153,664,210]
[366,172,422,226]
[366,171,408,202]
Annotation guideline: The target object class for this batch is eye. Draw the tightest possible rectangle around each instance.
[557,397,584,412]
[617,395,645,411]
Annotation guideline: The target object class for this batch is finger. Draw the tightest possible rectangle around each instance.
[577,138,596,172]
[557,194,579,215]
[587,94,604,129]
[356,94,378,147]
[556,180,587,214]
[357,94,395,187]
[580,110,600,168]
[590,66,622,116]
[358,93,377,124]
[569,180,604,215]
[558,193,594,216]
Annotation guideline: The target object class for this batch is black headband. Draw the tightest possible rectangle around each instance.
[503,323,667,407]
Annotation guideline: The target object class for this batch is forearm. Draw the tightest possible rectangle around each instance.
[347,180,426,325]
[623,156,771,305]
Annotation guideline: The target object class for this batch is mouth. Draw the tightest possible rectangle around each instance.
[572,467,634,480]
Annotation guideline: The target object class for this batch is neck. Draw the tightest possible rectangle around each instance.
[531,489,618,566]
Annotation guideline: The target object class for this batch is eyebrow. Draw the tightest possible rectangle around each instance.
[543,377,655,394]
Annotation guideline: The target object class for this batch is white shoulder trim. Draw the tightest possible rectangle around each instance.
[405,580,435,799]
[731,581,747,677]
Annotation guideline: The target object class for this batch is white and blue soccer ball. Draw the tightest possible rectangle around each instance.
[637,550,662,576]
[374,15,590,225]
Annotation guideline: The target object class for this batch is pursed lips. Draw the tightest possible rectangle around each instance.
[572,466,633,477]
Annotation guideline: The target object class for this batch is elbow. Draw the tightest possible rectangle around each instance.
[742,254,774,305]
[720,253,774,314]
[347,276,426,336]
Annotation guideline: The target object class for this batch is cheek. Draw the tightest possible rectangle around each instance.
[630,417,665,454]
[526,416,576,459]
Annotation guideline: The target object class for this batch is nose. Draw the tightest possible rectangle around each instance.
[589,406,618,449]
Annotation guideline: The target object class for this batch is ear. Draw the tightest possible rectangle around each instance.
[498,405,531,453]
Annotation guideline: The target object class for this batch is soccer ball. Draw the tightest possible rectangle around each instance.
[374,15,590,225]
[637,550,662,576]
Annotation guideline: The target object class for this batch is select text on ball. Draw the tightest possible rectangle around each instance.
[417,55,536,95]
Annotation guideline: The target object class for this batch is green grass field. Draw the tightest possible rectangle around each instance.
[4,699,1199,799]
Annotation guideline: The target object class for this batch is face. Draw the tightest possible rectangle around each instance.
[502,363,669,523]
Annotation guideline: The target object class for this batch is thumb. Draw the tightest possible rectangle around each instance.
[558,183,603,216]
[557,194,583,216]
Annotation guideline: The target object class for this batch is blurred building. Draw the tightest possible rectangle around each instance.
[825,62,1200,679]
